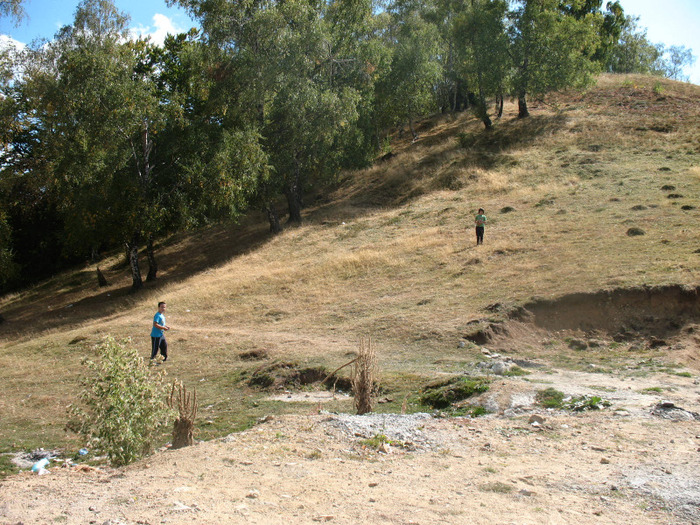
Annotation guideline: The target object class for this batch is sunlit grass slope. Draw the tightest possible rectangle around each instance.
[0,74,698,458]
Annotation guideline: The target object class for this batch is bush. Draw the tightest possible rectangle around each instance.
[67,336,173,466]
[419,376,490,409]
[535,387,565,408]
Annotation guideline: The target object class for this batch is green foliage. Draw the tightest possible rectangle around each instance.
[359,433,400,449]
[535,387,565,408]
[510,0,601,115]
[419,376,490,409]
[67,336,173,467]
[452,0,510,128]
[605,16,664,75]
[563,395,611,411]
[0,0,26,23]
[536,388,611,410]
[453,405,490,417]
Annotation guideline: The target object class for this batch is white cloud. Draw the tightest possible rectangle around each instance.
[0,34,26,52]
[131,13,184,46]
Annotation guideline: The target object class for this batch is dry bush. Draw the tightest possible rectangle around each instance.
[352,337,379,415]
[168,381,198,449]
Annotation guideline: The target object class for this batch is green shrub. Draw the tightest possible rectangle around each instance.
[563,395,611,411]
[536,387,565,408]
[419,376,490,409]
[67,336,173,466]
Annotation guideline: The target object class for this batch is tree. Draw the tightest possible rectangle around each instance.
[661,45,696,82]
[604,15,663,75]
[375,8,442,140]
[172,0,370,229]
[0,0,25,24]
[5,0,268,291]
[509,0,600,118]
[0,209,17,285]
[452,0,510,129]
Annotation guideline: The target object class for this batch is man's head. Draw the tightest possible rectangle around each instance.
[158,301,166,312]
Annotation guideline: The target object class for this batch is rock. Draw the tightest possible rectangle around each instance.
[246,490,260,499]
[491,361,511,375]
[528,415,546,425]
[378,443,392,454]
[600,458,610,464]
[626,227,645,237]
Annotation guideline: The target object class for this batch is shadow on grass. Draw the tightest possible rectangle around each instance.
[0,212,277,337]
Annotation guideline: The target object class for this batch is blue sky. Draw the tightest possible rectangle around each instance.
[0,0,698,83]
[0,0,195,46]
[618,0,700,84]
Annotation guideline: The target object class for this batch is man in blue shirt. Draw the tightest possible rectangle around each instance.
[150,301,170,362]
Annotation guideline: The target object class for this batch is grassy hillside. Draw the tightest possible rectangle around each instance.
[0,74,698,467]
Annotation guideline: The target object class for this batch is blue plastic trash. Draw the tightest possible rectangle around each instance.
[31,458,50,472]
[79,448,89,456]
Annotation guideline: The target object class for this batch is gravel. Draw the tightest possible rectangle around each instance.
[321,412,436,449]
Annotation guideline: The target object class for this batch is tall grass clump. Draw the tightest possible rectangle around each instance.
[168,381,197,449]
[352,337,379,415]
[67,336,173,466]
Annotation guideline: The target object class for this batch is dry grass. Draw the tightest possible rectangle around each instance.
[0,73,699,454]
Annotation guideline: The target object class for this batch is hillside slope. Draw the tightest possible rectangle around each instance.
[0,74,698,500]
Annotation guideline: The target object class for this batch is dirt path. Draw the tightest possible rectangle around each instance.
[2,366,699,525]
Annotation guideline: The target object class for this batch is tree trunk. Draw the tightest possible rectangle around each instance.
[285,162,303,225]
[408,116,418,142]
[495,93,504,119]
[146,234,157,282]
[518,93,529,119]
[266,203,282,234]
[126,233,143,292]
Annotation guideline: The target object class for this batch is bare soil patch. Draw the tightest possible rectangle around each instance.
[2,387,699,525]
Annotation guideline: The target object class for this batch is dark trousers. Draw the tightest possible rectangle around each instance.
[476,226,484,245]
[151,336,168,360]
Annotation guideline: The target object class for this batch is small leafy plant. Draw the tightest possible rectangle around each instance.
[67,336,173,466]
[419,376,490,409]
[360,433,401,449]
[535,387,565,408]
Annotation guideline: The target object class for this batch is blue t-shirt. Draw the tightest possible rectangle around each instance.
[151,312,166,338]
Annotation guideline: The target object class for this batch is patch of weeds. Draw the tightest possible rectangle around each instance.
[452,405,490,418]
[563,395,611,411]
[483,466,498,474]
[639,387,664,394]
[673,371,692,378]
[535,387,565,408]
[359,433,401,450]
[479,481,515,494]
[419,376,490,409]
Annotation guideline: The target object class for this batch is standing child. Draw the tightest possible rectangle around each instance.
[150,301,170,362]
[475,208,487,245]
